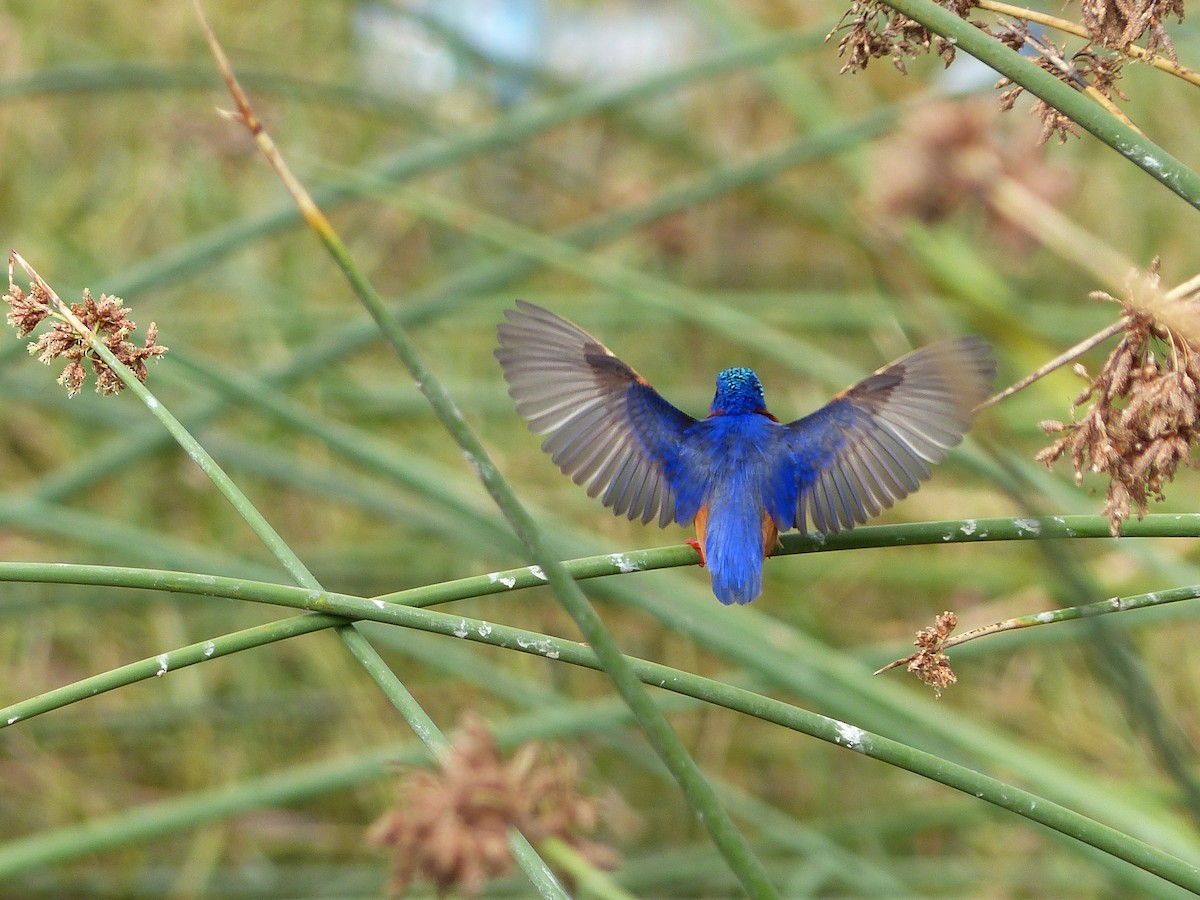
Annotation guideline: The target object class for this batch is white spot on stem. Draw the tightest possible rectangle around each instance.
[610,553,643,573]
[833,719,866,752]
[487,572,517,589]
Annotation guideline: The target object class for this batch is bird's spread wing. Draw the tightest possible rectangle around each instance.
[778,337,995,535]
[495,301,696,526]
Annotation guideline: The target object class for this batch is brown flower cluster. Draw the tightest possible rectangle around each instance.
[829,0,975,74]
[905,611,959,695]
[370,717,615,897]
[4,282,166,397]
[1081,0,1185,58]
[1038,271,1200,534]
[873,99,1073,241]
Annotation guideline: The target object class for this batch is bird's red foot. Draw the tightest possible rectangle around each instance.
[685,538,706,568]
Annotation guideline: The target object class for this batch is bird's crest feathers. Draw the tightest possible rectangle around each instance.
[711,367,766,416]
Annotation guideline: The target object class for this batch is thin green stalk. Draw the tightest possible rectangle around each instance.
[0,513,1194,615]
[204,26,776,893]
[875,0,1200,208]
[2,552,1199,727]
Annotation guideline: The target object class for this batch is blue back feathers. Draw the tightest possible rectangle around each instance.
[711,367,765,416]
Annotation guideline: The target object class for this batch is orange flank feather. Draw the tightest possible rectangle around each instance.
[761,513,780,558]
[693,504,709,566]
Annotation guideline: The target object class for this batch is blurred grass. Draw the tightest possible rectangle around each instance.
[3,0,1200,896]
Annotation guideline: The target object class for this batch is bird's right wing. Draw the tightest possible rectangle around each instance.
[496,301,696,526]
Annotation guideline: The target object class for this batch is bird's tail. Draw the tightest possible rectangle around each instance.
[702,495,768,606]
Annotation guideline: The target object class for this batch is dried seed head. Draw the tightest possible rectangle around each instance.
[4,281,53,337]
[906,611,959,695]
[1080,0,1185,58]
[4,282,167,398]
[827,0,974,74]
[370,716,615,897]
[1039,265,1200,534]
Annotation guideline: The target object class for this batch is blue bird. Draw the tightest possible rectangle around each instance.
[496,302,995,605]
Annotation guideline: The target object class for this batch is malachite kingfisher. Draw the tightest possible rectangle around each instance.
[495,301,996,605]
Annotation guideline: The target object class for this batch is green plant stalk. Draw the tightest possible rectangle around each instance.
[0,512,1193,639]
[3,564,1198,891]
[33,269,566,895]
[874,0,1200,208]
[204,9,767,888]
[2,553,1198,724]
[292,187,777,900]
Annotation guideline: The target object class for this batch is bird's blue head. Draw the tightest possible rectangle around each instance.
[710,367,766,416]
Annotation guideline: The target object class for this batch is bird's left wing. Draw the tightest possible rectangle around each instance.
[775,337,995,535]
[496,301,696,526]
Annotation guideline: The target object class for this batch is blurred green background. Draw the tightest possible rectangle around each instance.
[2,0,1200,896]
